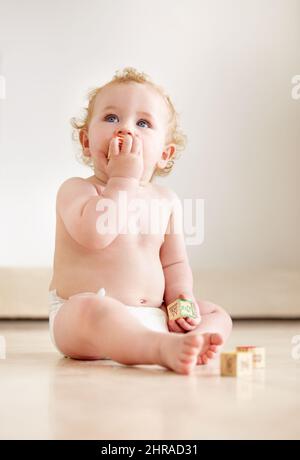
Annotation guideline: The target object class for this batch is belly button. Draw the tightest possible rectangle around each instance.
[140,298,146,304]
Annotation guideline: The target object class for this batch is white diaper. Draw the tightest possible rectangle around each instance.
[48,288,169,359]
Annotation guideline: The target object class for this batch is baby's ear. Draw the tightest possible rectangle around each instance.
[157,144,176,169]
[79,129,91,157]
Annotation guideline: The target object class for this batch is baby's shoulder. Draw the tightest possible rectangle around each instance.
[56,176,100,210]
[57,176,99,194]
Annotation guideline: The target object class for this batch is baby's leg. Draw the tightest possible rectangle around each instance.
[52,293,206,374]
[184,300,233,365]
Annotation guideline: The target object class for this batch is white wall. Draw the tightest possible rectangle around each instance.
[0,0,299,315]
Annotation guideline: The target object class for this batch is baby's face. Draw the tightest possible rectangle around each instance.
[82,82,174,182]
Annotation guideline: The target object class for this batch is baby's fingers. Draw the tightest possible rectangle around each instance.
[186,316,201,326]
[168,320,185,333]
[119,133,133,153]
[131,134,142,155]
[107,136,119,160]
[177,318,197,331]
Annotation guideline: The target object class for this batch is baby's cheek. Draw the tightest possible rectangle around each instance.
[90,130,108,150]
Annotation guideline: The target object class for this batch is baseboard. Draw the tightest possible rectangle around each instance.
[0,267,51,318]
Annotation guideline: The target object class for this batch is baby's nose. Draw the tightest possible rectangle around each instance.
[115,129,133,137]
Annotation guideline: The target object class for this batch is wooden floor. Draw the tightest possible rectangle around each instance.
[0,319,299,440]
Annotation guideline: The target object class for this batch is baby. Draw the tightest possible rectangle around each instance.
[48,67,232,374]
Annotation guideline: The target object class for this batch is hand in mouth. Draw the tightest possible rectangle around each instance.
[107,133,127,159]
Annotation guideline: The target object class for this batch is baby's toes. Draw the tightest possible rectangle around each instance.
[206,350,216,359]
[209,345,218,353]
[210,333,223,347]
[196,355,204,365]
[201,354,208,365]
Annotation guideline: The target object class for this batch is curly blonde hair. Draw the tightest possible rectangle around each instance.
[70,67,188,178]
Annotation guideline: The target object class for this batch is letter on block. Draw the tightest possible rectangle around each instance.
[167,298,197,321]
[236,346,266,369]
[220,351,253,377]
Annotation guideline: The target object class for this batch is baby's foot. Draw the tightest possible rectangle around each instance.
[195,333,223,365]
[158,332,204,375]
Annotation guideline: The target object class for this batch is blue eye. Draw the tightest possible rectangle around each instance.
[137,119,150,128]
[104,114,151,128]
[105,114,118,123]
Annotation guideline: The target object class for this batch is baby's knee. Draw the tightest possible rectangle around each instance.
[197,299,232,326]
[64,294,105,333]
[68,293,124,330]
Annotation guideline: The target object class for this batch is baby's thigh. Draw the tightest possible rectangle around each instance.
[53,293,115,359]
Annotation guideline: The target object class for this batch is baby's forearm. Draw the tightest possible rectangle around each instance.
[163,259,194,306]
[81,176,140,249]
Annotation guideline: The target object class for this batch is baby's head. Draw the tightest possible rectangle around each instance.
[71,67,187,183]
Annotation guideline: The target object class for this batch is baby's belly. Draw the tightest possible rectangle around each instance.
[100,255,166,307]
[53,249,166,308]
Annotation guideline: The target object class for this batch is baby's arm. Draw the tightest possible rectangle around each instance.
[56,134,143,250]
[160,191,201,333]
[57,176,140,249]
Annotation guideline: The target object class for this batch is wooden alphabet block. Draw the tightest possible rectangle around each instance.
[220,351,253,377]
[236,346,266,369]
[167,298,197,321]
